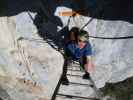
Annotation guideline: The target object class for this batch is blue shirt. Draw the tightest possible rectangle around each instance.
[66,41,92,60]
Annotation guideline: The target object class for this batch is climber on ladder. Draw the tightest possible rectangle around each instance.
[61,27,94,85]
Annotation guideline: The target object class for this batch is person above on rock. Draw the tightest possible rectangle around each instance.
[64,27,79,44]
[61,29,94,85]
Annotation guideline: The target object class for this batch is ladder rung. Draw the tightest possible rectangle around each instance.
[69,82,93,87]
[68,69,82,72]
[57,93,100,100]
[67,74,83,77]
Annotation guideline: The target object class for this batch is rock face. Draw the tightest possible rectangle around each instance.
[90,20,133,88]
[0,0,133,99]
[0,15,64,100]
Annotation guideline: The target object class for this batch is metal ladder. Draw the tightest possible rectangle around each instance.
[51,60,103,100]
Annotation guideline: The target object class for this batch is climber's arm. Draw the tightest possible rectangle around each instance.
[84,55,94,73]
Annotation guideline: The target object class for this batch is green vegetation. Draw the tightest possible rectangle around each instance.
[101,77,133,100]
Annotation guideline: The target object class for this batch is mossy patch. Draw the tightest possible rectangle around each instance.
[101,77,133,100]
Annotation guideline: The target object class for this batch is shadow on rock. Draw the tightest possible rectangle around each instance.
[0,85,11,100]
[0,0,133,23]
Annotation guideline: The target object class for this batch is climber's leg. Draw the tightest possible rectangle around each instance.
[79,56,91,80]
[61,57,71,85]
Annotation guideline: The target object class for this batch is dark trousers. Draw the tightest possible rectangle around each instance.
[62,56,87,78]
[62,58,71,78]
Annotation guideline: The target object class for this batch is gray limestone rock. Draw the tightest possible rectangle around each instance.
[0,0,133,99]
